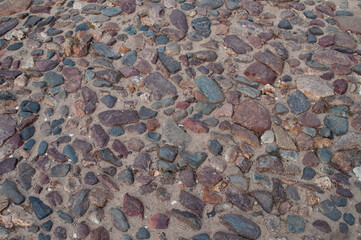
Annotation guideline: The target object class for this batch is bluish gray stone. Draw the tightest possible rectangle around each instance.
[111,208,130,232]
[287,215,305,233]
[91,41,121,59]
[191,17,211,37]
[195,76,224,103]
[319,199,342,221]
[122,50,137,66]
[101,7,122,16]
[324,114,348,136]
[159,53,182,74]
[220,214,261,239]
[287,90,310,114]
[2,179,25,204]
[29,196,53,220]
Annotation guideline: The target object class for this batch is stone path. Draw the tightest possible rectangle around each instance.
[0,0,360,239]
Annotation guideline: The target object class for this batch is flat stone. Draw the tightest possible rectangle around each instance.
[149,213,169,229]
[18,163,35,190]
[90,226,110,240]
[254,51,284,75]
[233,99,271,133]
[44,72,64,88]
[170,208,201,230]
[296,76,334,100]
[0,70,22,80]
[257,155,284,174]
[2,180,25,204]
[144,72,177,101]
[273,125,297,149]
[0,18,18,37]
[220,214,261,239]
[0,0,31,16]
[179,190,206,218]
[191,17,211,37]
[287,90,310,114]
[335,16,361,34]
[197,167,222,188]
[287,215,305,233]
[0,157,18,176]
[324,114,348,136]
[35,60,59,72]
[334,132,361,150]
[98,110,139,127]
[313,49,351,66]
[318,199,342,221]
[63,67,82,93]
[96,148,122,167]
[91,124,109,148]
[0,115,16,146]
[133,151,152,172]
[224,35,253,54]
[213,231,244,240]
[123,193,144,219]
[71,189,90,217]
[91,42,121,59]
[180,151,207,168]
[252,190,273,213]
[231,124,261,148]
[111,208,129,232]
[95,69,121,83]
[51,164,70,177]
[116,0,136,14]
[170,9,188,33]
[244,62,277,85]
[195,76,224,103]
[159,53,182,74]
[29,196,53,220]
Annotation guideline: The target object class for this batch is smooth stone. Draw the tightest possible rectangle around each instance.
[287,215,305,233]
[296,76,334,100]
[2,179,25,204]
[101,7,122,16]
[318,199,342,221]
[180,151,207,168]
[220,214,261,239]
[244,62,277,85]
[29,196,53,220]
[324,114,348,136]
[111,208,130,232]
[91,41,121,59]
[144,72,177,100]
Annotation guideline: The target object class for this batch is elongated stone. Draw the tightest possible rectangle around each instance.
[220,214,261,239]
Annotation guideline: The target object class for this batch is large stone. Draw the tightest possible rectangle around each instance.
[116,0,136,14]
[110,208,129,232]
[0,0,32,16]
[287,90,310,114]
[220,214,261,239]
[170,9,188,33]
[335,16,361,34]
[257,155,284,174]
[98,110,139,127]
[179,190,205,218]
[191,17,211,37]
[133,151,152,172]
[0,157,18,176]
[158,53,181,74]
[195,76,224,103]
[170,208,201,230]
[232,99,271,133]
[254,51,284,75]
[273,125,297,150]
[29,196,53,220]
[224,35,253,54]
[0,18,18,37]
[63,67,82,93]
[244,62,277,85]
[163,119,191,148]
[318,199,342,221]
[143,72,177,100]
[296,76,334,100]
[123,193,144,219]
[91,42,121,59]
[0,114,16,146]
[333,131,361,150]
[231,124,261,148]
[2,180,25,205]
[71,189,90,217]
[313,49,351,66]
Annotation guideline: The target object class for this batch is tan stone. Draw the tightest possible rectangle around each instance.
[296,76,334,100]
[0,0,32,16]
[273,126,297,150]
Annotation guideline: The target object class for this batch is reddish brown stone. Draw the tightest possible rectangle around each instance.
[197,167,222,188]
[244,62,277,85]
[296,133,314,151]
[318,35,334,47]
[179,190,206,218]
[202,188,222,204]
[146,118,160,131]
[351,115,361,130]
[302,152,320,167]
[333,152,353,171]
[312,220,332,233]
[331,64,351,75]
[232,99,271,133]
[254,51,284,75]
[90,226,109,240]
[123,193,144,219]
[183,118,209,133]
[298,112,321,127]
[149,213,169,229]
[333,79,348,95]
[231,124,261,148]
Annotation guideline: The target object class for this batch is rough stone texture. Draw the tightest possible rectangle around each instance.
[233,99,271,133]
[296,76,334,100]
